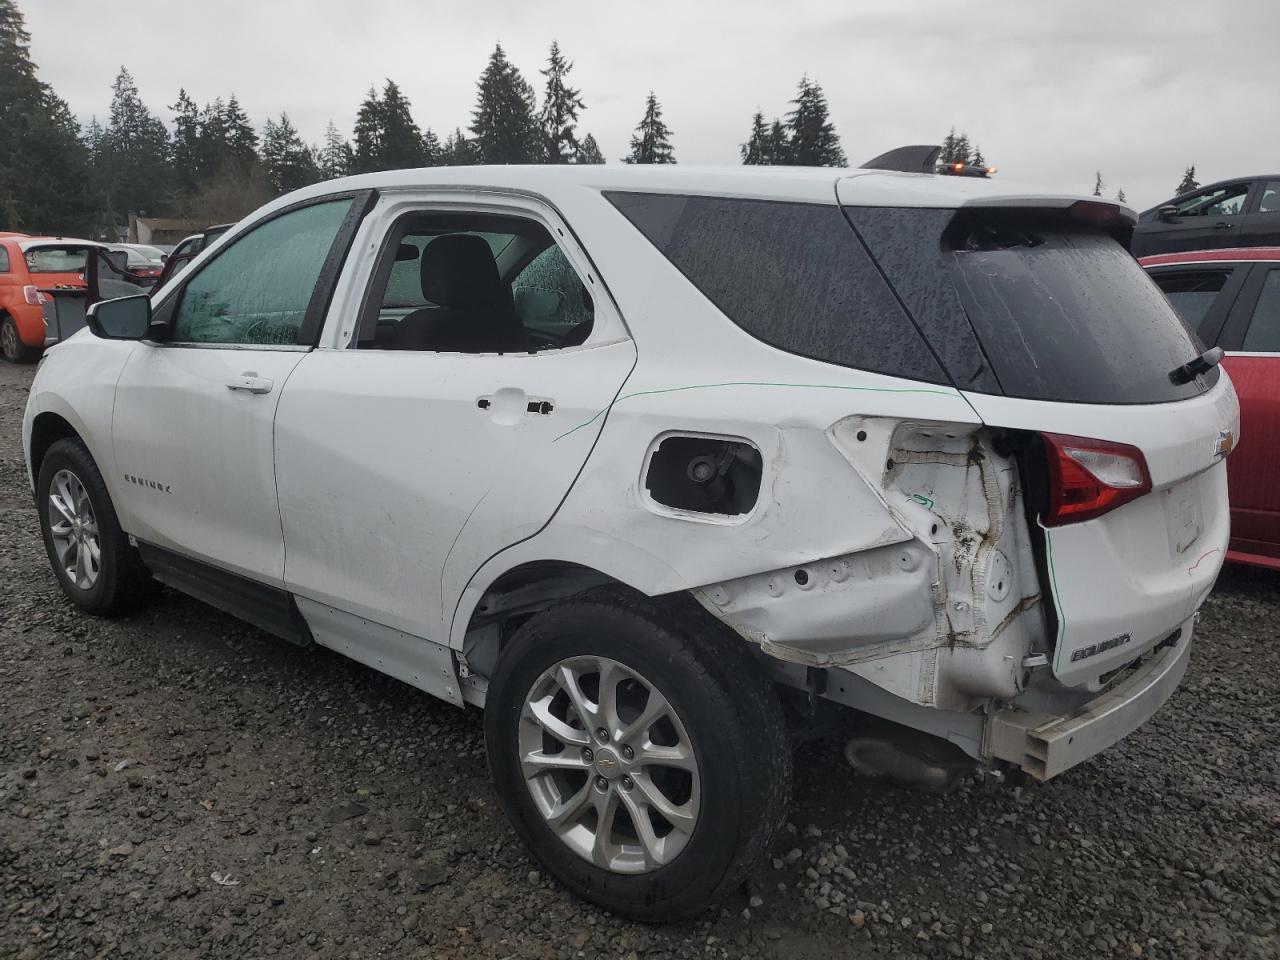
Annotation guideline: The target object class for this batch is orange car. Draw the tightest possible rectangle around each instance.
[0,233,114,363]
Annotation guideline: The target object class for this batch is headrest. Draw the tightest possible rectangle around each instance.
[421,234,502,309]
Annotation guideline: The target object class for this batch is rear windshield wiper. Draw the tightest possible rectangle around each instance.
[1169,346,1223,385]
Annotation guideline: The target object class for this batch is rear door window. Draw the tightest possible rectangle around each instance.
[605,192,948,384]
[1241,269,1280,353]
[847,207,1215,404]
[0,246,8,272]
[1258,182,1280,214]
[1147,267,1242,342]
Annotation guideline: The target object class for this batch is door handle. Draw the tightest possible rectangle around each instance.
[226,374,273,395]
[476,394,555,415]
[1213,221,1234,229]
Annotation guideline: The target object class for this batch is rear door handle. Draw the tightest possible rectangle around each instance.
[1213,221,1234,229]
[226,374,273,395]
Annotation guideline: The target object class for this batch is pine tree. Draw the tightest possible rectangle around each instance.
[1093,171,1105,197]
[1176,166,1199,195]
[316,120,353,180]
[421,128,442,166]
[195,97,228,180]
[260,112,319,195]
[741,111,770,165]
[940,128,959,164]
[222,95,259,172]
[742,110,791,165]
[1116,188,1127,203]
[169,89,201,192]
[0,0,94,234]
[574,133,604,164]
[623,92,675,164]
[471,44,543,164]
[100,66,172,221]
[442,128,478,165]
[768,119,790,164]
[953,132,972,166]
[786,77,845,167]
[353,87,383,173]
[379,81,428,169]
[539,40,585,163]
[971,144,986,168]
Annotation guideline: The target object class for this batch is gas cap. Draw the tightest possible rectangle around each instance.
[987,551,1013,602]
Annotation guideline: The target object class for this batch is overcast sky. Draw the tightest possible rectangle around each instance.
[22,0,1279,209]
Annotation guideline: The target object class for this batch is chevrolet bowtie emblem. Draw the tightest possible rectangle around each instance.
[1214,428,1236,458]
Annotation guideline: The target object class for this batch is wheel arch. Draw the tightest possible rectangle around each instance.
[28,411,83,485]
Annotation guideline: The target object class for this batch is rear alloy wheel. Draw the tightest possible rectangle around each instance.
[1,315,42,363]
[518,655,701,873]
[485,591,791,920]
[37,438,153,616]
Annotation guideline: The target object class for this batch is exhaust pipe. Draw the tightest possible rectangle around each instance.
[845,722,975,791]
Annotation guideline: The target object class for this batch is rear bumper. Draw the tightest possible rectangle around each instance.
[986,627,1191,780]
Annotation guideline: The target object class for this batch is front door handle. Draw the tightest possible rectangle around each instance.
[226,374,273,395]
[1213,221,1234,229]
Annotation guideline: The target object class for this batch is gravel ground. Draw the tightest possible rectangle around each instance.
[1,357,1278,960]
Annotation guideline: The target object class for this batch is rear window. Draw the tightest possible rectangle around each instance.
[24,247,90,274]
[848,207,1216,404]
[604,192,947,384]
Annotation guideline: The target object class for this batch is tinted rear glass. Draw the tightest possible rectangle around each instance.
[848,207,1215,404]
[605,192,947,384]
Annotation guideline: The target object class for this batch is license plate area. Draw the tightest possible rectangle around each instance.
[1163,479,1204,557]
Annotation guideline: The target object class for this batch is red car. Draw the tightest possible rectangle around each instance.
[1142,247,1280,569]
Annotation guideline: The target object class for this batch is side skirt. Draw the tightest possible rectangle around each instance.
[293,597,464,707]
[136,542,313,647]
[134,542,465,708]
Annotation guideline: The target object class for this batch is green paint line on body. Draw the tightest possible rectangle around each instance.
[1044,527,1068,673]
[552,380,962,443]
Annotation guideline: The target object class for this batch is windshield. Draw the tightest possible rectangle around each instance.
[24,246,90,274]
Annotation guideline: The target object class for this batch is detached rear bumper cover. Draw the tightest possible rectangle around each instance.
[986,631,1191,780]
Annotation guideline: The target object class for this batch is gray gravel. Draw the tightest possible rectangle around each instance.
[2,358,1278,959]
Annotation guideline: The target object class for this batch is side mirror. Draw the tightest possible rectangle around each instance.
[1158,204,1179,223]
[86,295,152,340]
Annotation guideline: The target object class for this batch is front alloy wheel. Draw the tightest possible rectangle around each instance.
[519,655,700,873]
[47,468,102,590]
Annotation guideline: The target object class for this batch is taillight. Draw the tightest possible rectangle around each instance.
[22,285,47,306]
[1041,432,1152,526]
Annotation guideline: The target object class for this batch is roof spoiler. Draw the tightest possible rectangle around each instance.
[860,144,941,174]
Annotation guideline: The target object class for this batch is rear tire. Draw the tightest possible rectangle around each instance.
[484,590,791,921]
[2,315,42,364]
[36,437,153,616]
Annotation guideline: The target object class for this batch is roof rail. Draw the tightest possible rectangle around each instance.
[860,145,941,174]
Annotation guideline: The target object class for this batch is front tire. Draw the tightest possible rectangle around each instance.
[485,591,791,920]
[1,315,42,363]
[36,438,153,616]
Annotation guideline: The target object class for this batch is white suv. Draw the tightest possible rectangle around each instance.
[22,157,1237,920]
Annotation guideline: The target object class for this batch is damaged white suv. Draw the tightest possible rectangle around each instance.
[23,152,1237,919]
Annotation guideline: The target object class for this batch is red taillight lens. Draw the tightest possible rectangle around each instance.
[22,285,47,306]
[1041,432,1152,527]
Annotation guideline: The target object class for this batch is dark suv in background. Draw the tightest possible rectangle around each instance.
[1132,176,1280,256]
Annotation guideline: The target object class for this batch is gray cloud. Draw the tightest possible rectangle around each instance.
[22,0,1279,208]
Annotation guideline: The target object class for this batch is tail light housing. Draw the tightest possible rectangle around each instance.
[1041,432,1152,526]
[22,285,47,306]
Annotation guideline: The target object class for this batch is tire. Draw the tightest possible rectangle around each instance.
[36,437,153,616]
[1,314,42,363]
[484,590,791,921]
